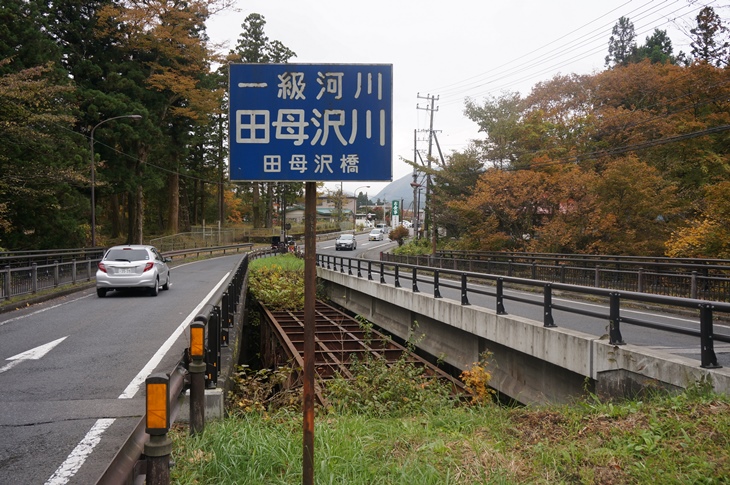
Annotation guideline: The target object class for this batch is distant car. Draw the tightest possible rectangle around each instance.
[401,220,412,228]
[369,229,384,241]
[96,245,171,297]
[335,233,357,251]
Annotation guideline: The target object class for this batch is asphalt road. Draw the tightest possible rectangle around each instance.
[0,254,244,485]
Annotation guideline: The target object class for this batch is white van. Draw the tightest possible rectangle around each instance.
[376,223,389,234]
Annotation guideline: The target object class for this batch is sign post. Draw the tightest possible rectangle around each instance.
[229,63,392,485]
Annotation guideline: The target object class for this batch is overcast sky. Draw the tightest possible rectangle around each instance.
[208,0,714,194]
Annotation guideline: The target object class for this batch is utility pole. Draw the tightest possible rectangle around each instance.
[417,93,438,250]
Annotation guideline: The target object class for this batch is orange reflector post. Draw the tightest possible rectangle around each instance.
[146,374,169,435]
[190,322,205,359]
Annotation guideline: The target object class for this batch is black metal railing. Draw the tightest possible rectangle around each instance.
[319,254,730,369]
[384,252,730,302]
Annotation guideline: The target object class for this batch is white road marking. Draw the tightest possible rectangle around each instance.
[0,336,68,374]
[46,271,231,484]
[45,419,115,485]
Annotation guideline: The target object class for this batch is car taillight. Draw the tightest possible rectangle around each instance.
[98,262,107,273]
[143,262,154,272]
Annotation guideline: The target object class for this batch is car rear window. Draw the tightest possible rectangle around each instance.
[105,249,149,262]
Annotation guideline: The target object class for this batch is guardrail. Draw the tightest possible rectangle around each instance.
[384,253,730,302]
[0,243,254,302]
[319,254,730,369]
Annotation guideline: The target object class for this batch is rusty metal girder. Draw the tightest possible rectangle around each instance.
[260,301,467,404]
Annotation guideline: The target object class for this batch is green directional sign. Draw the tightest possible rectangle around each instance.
[391,200,400,217]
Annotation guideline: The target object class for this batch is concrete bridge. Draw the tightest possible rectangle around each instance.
[318,265,730,405]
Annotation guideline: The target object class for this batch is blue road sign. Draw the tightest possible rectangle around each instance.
[229,63,392,182]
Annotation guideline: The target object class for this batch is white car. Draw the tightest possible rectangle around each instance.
[96,245,171,297]
[368,229,384,241]
[401,220,412,228]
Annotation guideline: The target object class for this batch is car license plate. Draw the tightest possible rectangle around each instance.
[117,268,134,274]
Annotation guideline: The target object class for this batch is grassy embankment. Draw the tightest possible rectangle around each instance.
[169,254,730,484]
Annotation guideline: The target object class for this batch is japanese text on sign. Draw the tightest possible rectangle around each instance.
[229,64,393,182]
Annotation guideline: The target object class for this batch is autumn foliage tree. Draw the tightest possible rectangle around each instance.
[451,13,730,257]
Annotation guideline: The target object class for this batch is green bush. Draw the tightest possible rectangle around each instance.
[248,254,304,310]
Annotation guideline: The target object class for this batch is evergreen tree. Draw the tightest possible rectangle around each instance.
[605,17,637,67]
[635,29,674,64]
[690,6,729,67]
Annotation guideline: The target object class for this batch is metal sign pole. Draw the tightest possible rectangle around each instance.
[303,181,316,485]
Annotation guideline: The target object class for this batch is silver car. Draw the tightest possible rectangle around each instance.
[96,245,171,297]
[335,233,357,250]
[368,229,384,241]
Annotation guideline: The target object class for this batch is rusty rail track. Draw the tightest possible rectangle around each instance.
[260,300,467,404]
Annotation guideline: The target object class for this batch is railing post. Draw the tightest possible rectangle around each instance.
[531,262,537,280]
[699,303,721,369]
[560,264,566,284]
[394,265,401,288]
[433,270,442,298]
[609,292,626,345]
[460,273,470,305]
[357,260,362,278]
[380,262,386,284]
[367,261,373,281]
[544,284,556,327]
[496,278,506,314]
[4,265,11,300]
[72,259,77,285]
[53,260,59,287]
[31,263,37,294]
[348,259,352,276]
[691,271,698,299]
[637,268,644,293]
[412,267,419,293]
[594,267,600,288]
[221,292,230,347]
[207,307,221,386]
[87,258,92,281]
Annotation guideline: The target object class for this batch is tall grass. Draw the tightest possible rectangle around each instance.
[171,376,730,483]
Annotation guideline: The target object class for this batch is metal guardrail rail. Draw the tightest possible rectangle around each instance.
[320,254,730,369]
[385,252,730,302]
[0,243,254,302]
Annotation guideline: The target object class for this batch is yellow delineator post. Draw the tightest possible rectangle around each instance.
[189,320,207,435]
[145,373,171,485]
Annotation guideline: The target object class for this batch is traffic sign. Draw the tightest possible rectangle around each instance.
[229,63,393,182]
[391,200,400,217]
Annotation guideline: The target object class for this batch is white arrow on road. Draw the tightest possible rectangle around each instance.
[0,336,68,374]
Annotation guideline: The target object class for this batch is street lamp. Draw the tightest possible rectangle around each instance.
[90,114,142,247]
